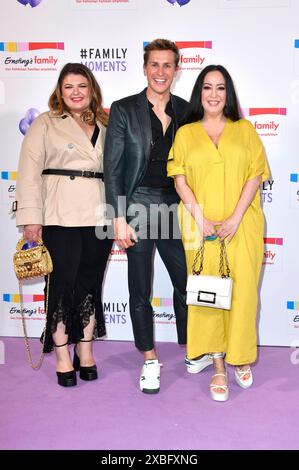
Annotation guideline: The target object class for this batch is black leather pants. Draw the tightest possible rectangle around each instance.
[126,187,187,351]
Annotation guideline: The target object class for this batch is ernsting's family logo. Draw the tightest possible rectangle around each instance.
[242,108,287,141]
[143,41,212,73]
[287,301,299,330]
[0,172,17,204]
[17,0,42,7]
[3,293,45,319]
[290,174,299,209]
[263,237,283,272]
[177,41,212,71]
[0,42,64,75]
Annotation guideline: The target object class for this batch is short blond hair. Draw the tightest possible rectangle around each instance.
[144,39,180,67]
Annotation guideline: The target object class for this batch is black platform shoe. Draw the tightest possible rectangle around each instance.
[73,340,98,381]
[55,342,77,387]
[56,370,77,387]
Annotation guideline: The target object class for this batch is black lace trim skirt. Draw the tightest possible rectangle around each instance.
[41,225,112,353]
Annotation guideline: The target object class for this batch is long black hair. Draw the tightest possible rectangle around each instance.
[185,64,242,124]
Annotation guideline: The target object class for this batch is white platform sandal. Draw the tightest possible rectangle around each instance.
[210,353,229,402]
[234,366,253,389]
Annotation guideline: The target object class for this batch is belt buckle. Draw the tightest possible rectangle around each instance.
[82,171,94,178]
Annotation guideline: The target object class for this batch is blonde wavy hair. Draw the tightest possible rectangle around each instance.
[48,63,108,126]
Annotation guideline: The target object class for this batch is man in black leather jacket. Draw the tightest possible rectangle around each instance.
[104,39,212,394]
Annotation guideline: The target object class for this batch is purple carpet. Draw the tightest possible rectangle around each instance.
[0,338,298,450]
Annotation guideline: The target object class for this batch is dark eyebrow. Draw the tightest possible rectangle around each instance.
[203,82,225,86]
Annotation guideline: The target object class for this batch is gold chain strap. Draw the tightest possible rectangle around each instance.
[219,240,231,278]
[192,240,231,278]
[19,274,50,370]
[192,242,205,275]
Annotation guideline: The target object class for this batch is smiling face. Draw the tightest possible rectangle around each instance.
[201,70,227,118]
[61,73,91,114]
[143,50,178,99]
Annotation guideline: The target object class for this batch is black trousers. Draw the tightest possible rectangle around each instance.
[42,226,112,353]
[126,187,187,351]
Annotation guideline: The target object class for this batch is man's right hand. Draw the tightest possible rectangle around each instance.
[113,217,138,249]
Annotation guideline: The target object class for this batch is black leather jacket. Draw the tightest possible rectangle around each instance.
[103,88,189,218]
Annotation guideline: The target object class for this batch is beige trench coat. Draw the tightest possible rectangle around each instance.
[15,111,108,227]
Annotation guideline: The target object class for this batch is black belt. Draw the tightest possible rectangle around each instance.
[42,169,104,180]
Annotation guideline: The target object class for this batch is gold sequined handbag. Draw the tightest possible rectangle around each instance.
[13,237,53,280]
[13,237,53,369]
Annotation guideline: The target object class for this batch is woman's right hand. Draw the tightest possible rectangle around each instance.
[23,224,42,242]
[202,217,221,238]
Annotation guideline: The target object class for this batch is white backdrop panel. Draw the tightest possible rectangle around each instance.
[0,0,298,346]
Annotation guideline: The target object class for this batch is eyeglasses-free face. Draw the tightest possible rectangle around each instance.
[61,73,92,114]
[201,70,227,118]
[144,50,178,98]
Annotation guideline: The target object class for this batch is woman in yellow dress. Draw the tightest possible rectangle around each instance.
[167,65,270,401]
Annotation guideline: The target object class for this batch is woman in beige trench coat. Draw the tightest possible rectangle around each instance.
[15,63,112,387]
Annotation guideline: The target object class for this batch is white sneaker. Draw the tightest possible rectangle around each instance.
[139,359,162,394]
[185,354,213,374]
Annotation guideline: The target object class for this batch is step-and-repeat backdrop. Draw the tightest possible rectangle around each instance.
[0,0,298,346]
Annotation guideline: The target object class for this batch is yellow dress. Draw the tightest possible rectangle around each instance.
[167,119,270,365]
